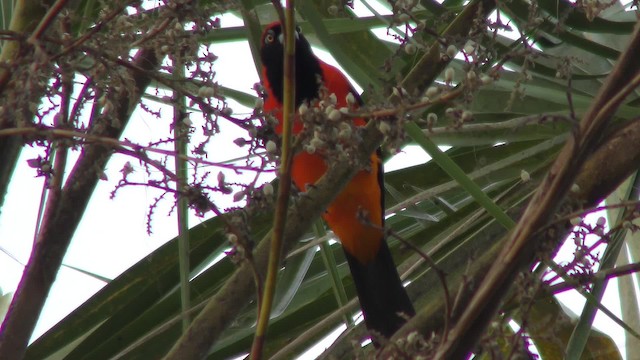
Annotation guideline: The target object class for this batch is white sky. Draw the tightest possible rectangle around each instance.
[0,1,634,358]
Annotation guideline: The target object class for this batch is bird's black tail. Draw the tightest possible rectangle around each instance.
[344,240,415,345]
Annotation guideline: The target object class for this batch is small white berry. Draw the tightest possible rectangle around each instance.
[298,102,309,115]
[406,331,420,345]
[520,169,530,182]
[444,67,455,84]
[426,86,439,98]
[596,216,606,227]
[328,93,337,105]
[467,70,477,82]
[310,137,324,149]
[262,183,274,196]
[266,140,277,154]
[405,43,416,55]
[463,40,476,54]
[346,92,356,105]
[227,233,238,244]
[397,13,410,23]
[445,107,455,118]
[254,98,264,109]
[480,74,493,85]
[324,104,335,115]
[378,121,391,134]
[446,44,457,58]
[328,109,342,121]
[338,127,352,140]
[570,217,583,226]
[198,86,215,98]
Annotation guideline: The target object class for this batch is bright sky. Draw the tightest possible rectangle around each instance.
[0,1,633,358]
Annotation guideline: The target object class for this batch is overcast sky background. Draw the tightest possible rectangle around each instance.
[0,1,631,358]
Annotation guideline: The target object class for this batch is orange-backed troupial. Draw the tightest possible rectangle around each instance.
[260,22,414,344]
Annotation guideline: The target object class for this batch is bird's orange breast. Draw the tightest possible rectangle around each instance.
[263,63,383,264]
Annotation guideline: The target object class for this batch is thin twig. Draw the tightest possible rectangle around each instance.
[250,3,295,358]
[548,261,640,294]
[0,126,267,172]
[567,77,576,121]
[172,53,191,331]
[386,228,452,342]
[536,199,640,234]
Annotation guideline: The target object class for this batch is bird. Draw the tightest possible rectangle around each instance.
[259,21,415,345]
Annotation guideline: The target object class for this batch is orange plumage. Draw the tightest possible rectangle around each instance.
[260,21,414,343]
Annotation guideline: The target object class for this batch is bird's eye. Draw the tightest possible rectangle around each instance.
[264,31,275,44]
[295,25,302,34]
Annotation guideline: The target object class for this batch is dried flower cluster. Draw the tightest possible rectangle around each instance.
[1,0,282,243]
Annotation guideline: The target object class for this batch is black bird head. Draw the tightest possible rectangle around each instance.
[260,22,323,107]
